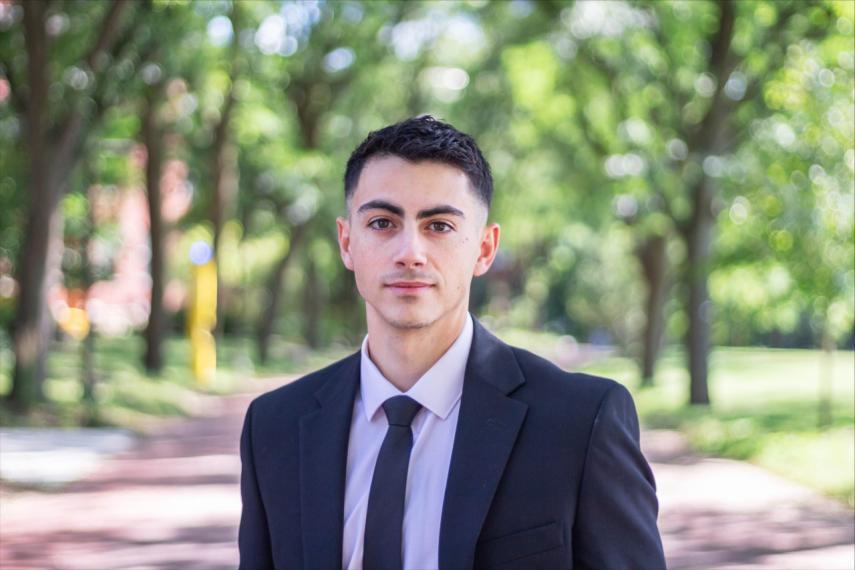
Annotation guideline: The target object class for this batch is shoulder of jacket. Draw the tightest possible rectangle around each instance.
[249,351,359,415]
[510,345,621,399]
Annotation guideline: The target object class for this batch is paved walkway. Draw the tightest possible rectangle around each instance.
[0,388,258,570]
[1,377,853,569]
[1,428,136,486]
[643,431,854,570]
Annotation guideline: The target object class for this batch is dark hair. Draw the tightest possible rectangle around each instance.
[343,115,493,209]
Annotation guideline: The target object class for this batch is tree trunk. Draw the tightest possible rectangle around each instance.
[818,318,834,428]
[302,253,322,349]
[256,223,307,363]
[80,179,99,425]
[685,179,715,405]
[143,89,165,374]
[10,1,54,411]
[10,0,133,411]
[637,234,667,387]
[210,5,242,338]
[80,328,98,424]
[678,0,734,407]
[210,89,237,337]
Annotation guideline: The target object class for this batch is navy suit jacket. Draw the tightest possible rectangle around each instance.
[239,318,666,569]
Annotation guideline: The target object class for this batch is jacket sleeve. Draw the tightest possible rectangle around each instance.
[572,383,666,569]
[238,400,275,569]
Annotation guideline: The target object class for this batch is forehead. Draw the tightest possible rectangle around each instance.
[351,155,481,214]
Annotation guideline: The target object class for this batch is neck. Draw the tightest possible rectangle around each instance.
[365,307,468,392]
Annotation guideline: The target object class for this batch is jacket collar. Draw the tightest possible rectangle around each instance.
[297,317,528,569]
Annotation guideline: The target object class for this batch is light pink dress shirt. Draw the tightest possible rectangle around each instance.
[342,313,473,570]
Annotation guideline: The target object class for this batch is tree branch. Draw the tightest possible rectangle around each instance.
[52,0,146,182]
[84,0,131,72]
[89,11,157,123]
[57,5,156,196]
[686,0,737,153]
[714,5,806,149]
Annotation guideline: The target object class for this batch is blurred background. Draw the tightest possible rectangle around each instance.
[0,0,853,568]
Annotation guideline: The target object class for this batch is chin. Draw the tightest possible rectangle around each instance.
[383,307,439,330]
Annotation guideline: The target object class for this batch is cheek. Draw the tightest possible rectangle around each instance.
[348,245,381,285]
[457,234,482,263]
[350,261,373,300]
[350,252,373,278]
[441,236,480,288]
[348,235,372,265]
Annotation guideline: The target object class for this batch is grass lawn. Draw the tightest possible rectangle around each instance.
[0,333,352,431]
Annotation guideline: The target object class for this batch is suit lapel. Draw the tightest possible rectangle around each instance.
[299,352,360,569]
[439,319,528,570]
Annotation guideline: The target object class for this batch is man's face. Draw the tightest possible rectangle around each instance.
[336,155,499,331]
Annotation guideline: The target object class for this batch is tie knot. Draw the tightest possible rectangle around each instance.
[382,395,422,427]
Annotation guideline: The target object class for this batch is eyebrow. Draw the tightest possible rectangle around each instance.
[356,199,465,219]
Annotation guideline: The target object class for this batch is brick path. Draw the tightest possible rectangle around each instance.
[1,378,853,569]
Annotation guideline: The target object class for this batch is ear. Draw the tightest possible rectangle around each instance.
[473,223,500,277]
[336,216,354,271]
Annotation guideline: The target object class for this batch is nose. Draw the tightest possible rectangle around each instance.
[393,227,427,268]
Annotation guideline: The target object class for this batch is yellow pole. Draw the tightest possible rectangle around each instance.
[188,242,217,384]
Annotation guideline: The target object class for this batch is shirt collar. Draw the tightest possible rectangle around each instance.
[360,313,473,422]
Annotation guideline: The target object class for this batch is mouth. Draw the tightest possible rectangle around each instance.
[385,281,435,294]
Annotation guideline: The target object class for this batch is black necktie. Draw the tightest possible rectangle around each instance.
[363,395,423,570]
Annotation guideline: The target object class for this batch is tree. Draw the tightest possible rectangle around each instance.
[2,0,153,410]
[514,0,841,403]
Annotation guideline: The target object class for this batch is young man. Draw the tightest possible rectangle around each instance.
[238,116,666,569]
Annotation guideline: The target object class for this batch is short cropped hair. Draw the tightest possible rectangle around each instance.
[343,115,493,209]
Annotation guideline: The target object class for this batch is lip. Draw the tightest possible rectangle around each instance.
[385,281,434,293]
[386,281,433,287]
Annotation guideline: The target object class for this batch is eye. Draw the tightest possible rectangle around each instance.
[428,221,453,233]
[368,218,393,230]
